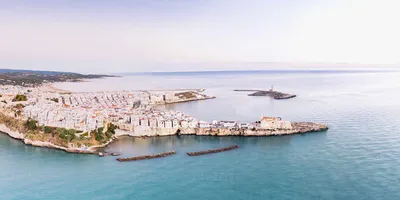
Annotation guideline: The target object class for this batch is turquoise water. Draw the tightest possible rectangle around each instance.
[2,71,400,199]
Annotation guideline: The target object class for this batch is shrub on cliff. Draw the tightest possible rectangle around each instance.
[44,126,55,134]
[108,123,117,134]
[59,129,76,142]
[49,98,59,103]
[94,127,104,141]
[12,94,27,102]
[25,119,38,130]
[105,131,113,139]
[15,103,25,109]
[79,132,89,140]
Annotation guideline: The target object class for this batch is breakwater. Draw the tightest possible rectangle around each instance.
[116,150,176,162]
[187,145,239,156]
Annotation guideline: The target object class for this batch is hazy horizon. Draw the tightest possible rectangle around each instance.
[2,1,400,73]
[1,62,399,74]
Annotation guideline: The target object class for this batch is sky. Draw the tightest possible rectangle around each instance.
[1,0,400,73]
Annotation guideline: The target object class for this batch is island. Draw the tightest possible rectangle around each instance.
[234,86,296,99]
[0,70,327,154]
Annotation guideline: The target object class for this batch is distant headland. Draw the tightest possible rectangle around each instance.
[0,69,118,87]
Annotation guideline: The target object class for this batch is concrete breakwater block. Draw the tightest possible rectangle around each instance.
[187,145,239,156]
[116,150,176,162]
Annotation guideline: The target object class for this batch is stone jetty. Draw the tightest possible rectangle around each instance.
[187,145,239,156]
[116,150,176,162]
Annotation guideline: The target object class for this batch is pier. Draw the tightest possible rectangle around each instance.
[116,150,176,162]
[187,145,239,156]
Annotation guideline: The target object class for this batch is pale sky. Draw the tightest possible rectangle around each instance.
[1,0,399,73]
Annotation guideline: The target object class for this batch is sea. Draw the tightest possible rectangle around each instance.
[1,70,400,200]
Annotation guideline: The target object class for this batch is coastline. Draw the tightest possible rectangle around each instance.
[0,120,328,155]
[0,122,115,154]
[40,83,72,93]
[0,81,328,155]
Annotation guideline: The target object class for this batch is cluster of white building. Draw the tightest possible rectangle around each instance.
[0,85,293,134]
[19,90,202,132]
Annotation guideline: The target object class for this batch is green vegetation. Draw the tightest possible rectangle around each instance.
[0,69,118,86]
[15,103,25,109]
[175,91,197,99]
[29,125,87,147]
[0,112,26,132]
[15,110,22,117]
[0,114,119,148]
[94,127,104,141]
[108,123,117,134]
[59,129,76,142]
[44,126,55,134]
[12,94,27,102]
[91,123,118,142]
[49,98,59,103]
[25,119,38,130]
[79,132,89,140]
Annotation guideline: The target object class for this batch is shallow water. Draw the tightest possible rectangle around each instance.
[2,71,400,199]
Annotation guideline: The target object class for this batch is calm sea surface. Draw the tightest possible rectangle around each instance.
[2,70,400,199]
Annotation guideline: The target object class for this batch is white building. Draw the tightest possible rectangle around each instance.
[172,119,179,128]
[239,123,250,128]
[199,121,210,128]
[149,118,157,128]
[131,117,140,126]
[180,120,189,128]
[140,118,149,127]
[157,120,165,128]
[260,116,292,130]
[165,120,172,128]
[189,120,198,128]
[221,121,237,128]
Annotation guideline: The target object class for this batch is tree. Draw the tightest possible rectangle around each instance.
[59,129,76,141]
[15,103,25,109]
[49,98,59,103]
[44,126,54,134]
[12,94,27,102]
[25,119,37,130]
[108,123,117,134]
[94,127,104,141]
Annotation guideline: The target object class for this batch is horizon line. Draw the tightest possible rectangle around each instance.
[116,68,399,75]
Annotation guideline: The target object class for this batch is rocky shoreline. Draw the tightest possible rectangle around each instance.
[0,123,116,154]
[0,120,328,155]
